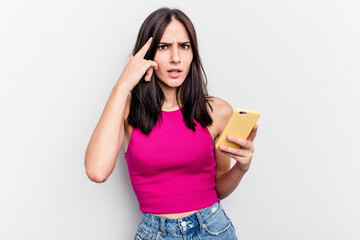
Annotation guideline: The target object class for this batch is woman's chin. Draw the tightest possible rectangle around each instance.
[158,78,185,89]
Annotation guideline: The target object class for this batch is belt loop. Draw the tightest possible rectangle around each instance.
[195,211,204,231]
[160,217,166,238]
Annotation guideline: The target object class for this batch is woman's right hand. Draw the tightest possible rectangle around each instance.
[117,37,158,91]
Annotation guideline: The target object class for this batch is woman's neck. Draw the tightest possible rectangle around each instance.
[158,82,182,111]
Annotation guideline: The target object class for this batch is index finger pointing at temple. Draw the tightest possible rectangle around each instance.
[134,37,153,59]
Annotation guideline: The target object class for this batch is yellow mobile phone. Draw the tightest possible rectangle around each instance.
[215,108,261,150]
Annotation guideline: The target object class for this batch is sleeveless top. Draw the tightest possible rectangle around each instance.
[124,108,219,214]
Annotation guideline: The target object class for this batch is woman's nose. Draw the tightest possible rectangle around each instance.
[170,47,180,64]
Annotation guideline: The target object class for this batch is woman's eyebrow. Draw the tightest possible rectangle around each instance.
[159,41,191,45]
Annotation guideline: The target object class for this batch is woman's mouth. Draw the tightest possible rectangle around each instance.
[167,69,182,78]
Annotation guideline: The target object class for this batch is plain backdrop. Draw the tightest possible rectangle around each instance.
[1,0,359,239]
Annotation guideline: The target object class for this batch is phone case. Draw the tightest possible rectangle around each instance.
[215,108,261,150]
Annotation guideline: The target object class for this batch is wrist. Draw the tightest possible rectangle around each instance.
[234,161,249,175]
[114,79,132,94]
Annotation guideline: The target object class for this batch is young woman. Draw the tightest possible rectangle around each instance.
[85,8,258,240]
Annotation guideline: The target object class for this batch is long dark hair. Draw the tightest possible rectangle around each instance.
[128,8,213,135]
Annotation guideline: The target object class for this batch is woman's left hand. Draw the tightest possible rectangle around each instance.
[219,124,259,173]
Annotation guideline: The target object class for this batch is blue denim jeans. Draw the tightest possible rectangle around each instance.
[134,200,238,240]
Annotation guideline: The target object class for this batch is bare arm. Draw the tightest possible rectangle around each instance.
[84,83,130,183]
[84,37,158,183]
[211,99,234,198]
[212,98,259,199]
[216,124,259,199]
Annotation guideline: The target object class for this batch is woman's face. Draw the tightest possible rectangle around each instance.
[153,20,193,89]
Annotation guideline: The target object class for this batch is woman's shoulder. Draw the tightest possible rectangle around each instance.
[207,96,233,117]
[207,96,233,131]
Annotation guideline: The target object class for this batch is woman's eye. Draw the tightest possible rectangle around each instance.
[181,44,190,49]
[158,45,168,50]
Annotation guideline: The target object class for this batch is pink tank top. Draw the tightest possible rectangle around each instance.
[125,108,219,214]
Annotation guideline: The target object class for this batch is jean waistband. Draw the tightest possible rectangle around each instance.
[140,200,221,234]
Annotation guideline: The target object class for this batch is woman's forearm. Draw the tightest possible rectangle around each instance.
[215,162,247,200]
[84,81,130,183]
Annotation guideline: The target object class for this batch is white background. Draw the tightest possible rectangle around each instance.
[1,0,359,239]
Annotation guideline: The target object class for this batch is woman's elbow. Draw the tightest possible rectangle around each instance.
[84,161,109,183]
[86,171,108,183]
